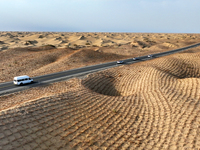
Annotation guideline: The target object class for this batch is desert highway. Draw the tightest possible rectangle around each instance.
[0,42,200,95]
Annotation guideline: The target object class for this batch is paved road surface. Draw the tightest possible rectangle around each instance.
[0,42,200,95]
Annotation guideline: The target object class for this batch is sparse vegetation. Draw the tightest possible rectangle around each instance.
[112,109,118,113]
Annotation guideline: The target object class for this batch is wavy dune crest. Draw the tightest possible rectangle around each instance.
[1,50,200,149]
[1,32,200,51]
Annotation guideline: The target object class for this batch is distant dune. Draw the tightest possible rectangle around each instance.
[0,32,200,51]
[1,32,200,82]
[0,32,200,149]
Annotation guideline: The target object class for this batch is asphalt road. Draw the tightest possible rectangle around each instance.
[0,42,200,95]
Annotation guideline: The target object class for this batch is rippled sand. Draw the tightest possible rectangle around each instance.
[0,46,200,149]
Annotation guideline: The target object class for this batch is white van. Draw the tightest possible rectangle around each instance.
[13,75,33,85]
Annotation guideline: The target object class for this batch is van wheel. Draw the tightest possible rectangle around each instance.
[20,83,23,86]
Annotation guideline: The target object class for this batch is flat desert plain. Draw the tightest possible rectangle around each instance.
[0,32,200,150]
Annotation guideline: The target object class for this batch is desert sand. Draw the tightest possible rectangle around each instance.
[0,32,200,149]
[1,32,200,82]
[0,32,199,51]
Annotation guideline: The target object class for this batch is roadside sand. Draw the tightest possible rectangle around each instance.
[0,48,200,149]
[0,32,200,149]
[1,32,200,82]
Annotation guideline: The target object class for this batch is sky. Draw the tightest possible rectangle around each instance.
[0,0,199,33]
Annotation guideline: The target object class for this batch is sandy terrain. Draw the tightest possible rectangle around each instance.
[1,32,200,82]
[0,32,199,51]
[0,32,200,149]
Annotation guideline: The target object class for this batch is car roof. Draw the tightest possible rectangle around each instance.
[14,75,30,79]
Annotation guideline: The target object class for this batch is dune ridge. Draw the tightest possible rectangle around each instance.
[0,48,200,149]
[1,32,200,83]
[1,32,200,51]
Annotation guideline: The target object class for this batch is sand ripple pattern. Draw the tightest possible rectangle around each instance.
[0,51,200,149]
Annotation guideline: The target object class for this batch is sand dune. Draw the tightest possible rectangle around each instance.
[0,32,200,51]
[32,49,123,76]
[1,32,200,83]
[1,32,200,149]
[0,46,128,82]
[0,48,200,149]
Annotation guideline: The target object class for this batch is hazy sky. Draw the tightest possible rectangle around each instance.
[0,0,199,33]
